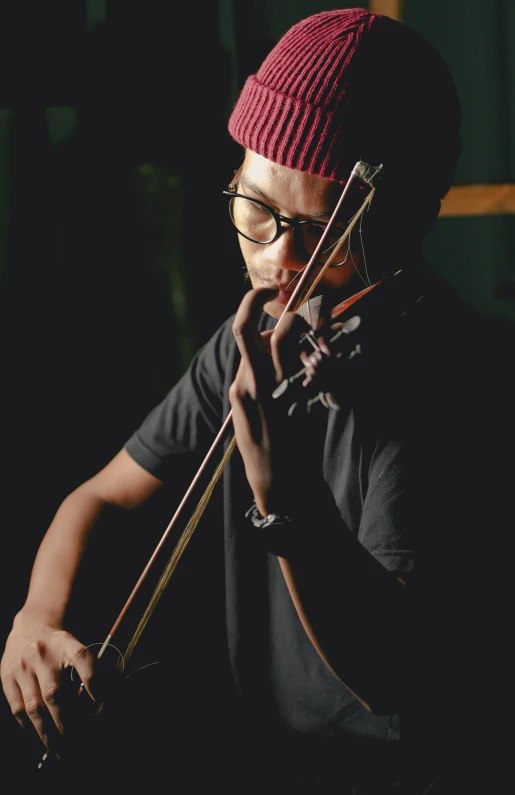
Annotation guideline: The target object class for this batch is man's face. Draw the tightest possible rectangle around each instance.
[235,150,366,320]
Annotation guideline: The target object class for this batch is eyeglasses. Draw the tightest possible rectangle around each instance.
[222,184,350,268]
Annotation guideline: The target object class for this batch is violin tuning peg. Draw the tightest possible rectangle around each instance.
[272,379,289,400]
[342,316,361,333]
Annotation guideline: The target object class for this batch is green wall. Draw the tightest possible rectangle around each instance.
[404,1,515,322]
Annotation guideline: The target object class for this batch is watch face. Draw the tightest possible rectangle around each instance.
[246,501,300,557]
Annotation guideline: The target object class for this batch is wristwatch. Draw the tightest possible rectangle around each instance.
[245,501,304,558]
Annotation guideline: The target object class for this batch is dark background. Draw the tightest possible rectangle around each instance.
[1,0,514,782]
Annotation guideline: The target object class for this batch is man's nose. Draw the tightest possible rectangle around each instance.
[265,225,307,272]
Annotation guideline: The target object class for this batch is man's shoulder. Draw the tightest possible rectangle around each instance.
[195,313,239,361]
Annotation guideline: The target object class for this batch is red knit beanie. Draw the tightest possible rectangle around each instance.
[228,8,461,200]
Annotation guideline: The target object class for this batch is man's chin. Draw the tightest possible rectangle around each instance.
[263,297,287,320]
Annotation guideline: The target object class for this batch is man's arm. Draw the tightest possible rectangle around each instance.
[0,448,162,753]
[230,288,436,716]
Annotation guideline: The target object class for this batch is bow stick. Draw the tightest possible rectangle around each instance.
[37,159,382,770]
[111,160,383,664]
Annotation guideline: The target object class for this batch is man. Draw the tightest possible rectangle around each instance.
[1,8,512,792]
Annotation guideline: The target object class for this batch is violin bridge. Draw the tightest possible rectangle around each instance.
[295,294,323,330]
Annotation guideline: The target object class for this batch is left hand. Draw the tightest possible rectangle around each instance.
[229,287,324,517]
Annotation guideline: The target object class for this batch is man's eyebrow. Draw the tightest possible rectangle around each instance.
[238,174,334,221]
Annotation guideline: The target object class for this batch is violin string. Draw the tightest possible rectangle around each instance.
[342,206,371,289]
[358,206,372,287]
[285,269,304,291]
[347,230,370,289]
[69,642,126,681]
[123,661,161,681]
[284,237,353,295]
[296,189,376,308]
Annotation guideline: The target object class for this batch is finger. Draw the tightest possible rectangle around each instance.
[66,643,99,702]
[317,335,331,356]
[231,376,270,447]
[2,676,31,734]
[229,359,270,459]
[270,311,311,384]
[300,350,320,385]
[232,288,278,376]
[14,667,63,753]
[36,668,69,736]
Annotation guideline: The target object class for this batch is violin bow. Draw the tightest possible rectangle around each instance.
[115,160,383,667]
[38,160,382,771]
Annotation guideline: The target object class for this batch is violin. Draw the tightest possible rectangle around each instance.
[272,268,426,412]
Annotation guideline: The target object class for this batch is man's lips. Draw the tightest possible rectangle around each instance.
[251,271,302,306]
[266,289,294,306]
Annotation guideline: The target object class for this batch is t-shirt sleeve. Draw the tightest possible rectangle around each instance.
[358,437,421,574]
[124,316,236,481]
[357,427,453,578]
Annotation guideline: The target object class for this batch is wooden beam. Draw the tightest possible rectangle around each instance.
[439,184,515,217]
[369,0,403,21]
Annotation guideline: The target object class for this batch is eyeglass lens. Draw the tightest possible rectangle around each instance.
[228,195,349,266]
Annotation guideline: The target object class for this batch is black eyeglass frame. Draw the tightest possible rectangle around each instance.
[222,189,349,268]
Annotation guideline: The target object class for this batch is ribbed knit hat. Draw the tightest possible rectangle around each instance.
[228,8,461,200]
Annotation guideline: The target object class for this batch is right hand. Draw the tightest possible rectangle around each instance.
[0,609,98,755]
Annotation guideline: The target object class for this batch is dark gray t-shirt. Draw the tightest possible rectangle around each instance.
[124,275,512,790]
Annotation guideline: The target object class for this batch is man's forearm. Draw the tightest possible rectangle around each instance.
[22,486,110,625]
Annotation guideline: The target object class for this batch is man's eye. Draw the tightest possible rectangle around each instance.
[306,223,347,238]
[242,199,269,215]
[305,224,327,240]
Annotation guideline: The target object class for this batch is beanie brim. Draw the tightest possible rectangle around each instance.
[228,76,357,182]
